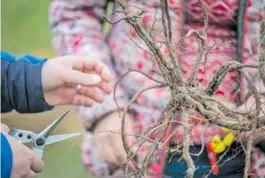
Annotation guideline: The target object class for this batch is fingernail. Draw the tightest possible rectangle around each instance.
[97,95,104,102]
[91,75,101,83]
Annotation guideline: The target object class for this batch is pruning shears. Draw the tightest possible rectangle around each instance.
[9,110,81,158]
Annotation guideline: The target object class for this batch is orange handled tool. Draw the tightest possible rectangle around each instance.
[207,142,219,175]
[207,127,236,175]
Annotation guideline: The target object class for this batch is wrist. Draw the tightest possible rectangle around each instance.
[90,110,134,133]
[41,60,57,107]
[24,61,54,113]
[43,91,58,106]
[88,110,122,132]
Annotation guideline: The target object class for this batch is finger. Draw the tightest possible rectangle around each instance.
[71,58,96,70]
[71,57,112,81]
[111,138,127,165]
[1,124,10,134]
[116,151,127,165]
[23,170,37,178]
[72,95,95,107]
[128,146,138,171]
[96,139,119,165]
[130,145,138,160]
[97,81,112,94]
[93,61,112,82]
[30,154,44,173]
[101,146,119,165]
[79,70,112,94]
[113,143,137,171]
[78,86,104,102]
[128,160,137,171]
[62,69,101,86]
[117,131,137,170]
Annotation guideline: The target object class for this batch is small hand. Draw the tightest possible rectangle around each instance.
[41,55,113,107]
[1,123,44,178]
[92,112,136,169]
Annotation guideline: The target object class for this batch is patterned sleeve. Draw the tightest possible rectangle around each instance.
[245,2,265,177]
[49,0,129,130]
[243,0,265,97]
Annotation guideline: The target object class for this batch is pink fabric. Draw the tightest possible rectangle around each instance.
[186,0,238,25]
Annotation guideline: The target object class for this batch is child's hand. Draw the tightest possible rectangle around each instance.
[92,111,136,169]
[41,55,112,107]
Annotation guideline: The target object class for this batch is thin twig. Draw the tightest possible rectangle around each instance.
[186,0,208,85]
[105,1,265,177]
[120,84,167,167]
[240,70,261,178]
[114,69,167,116]
[103,16,127,24]
[149,8,158,38]
[160,0,182,79]
[182,110,196,177]
[259,20,265,85]
[206,62,258,96]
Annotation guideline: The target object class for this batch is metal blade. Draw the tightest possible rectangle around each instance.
[44,132,81,145]
[37,110,70,139]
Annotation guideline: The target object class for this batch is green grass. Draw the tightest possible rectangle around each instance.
[1,0,52,55]
[1,1,93,177]
[39,137,89,178]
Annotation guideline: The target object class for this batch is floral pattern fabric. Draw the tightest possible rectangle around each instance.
[49,0,265,177]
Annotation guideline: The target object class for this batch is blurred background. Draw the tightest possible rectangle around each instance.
[1,1,92,177]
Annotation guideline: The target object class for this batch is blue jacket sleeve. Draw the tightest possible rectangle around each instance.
[1,133,13,178]
[1,51,54,113]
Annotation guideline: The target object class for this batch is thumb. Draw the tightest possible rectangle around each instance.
[30,153,44,173]
[1,124,10,134]
[63,68,101,86]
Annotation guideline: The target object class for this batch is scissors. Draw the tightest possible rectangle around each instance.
[9,110,81,158]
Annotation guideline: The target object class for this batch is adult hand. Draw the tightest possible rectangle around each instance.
[41,55,112,106]
[1,123,44,178]
[92,112,136,169]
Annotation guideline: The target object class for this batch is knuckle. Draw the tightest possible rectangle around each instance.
[105,157,116,165]
[29,172,37,178]
[27,154,35,162]
[21,171,29,178]
[85,101,94,107]
[117,155,126,165]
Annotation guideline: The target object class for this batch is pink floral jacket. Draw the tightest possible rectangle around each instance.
[49,0,265,177]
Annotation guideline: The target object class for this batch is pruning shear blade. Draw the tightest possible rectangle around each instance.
[44,133,81,145]
[37,110,70,139]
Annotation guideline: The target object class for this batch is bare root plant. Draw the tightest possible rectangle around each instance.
[105,0,265,177]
